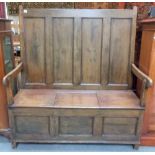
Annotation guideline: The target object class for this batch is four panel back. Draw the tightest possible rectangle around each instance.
[20,8,137,90]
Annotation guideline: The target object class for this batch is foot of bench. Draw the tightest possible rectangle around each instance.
[133,144,139,150]
[11,140,17,149]
[0,128,11,141]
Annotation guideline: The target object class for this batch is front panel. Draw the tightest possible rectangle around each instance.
[16,116,49,134]
[10,108,142,143]
[59,116,93,135]
[103,117,137,135]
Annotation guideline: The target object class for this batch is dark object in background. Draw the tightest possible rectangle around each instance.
[0,19,13,137]
[149,7,155,17]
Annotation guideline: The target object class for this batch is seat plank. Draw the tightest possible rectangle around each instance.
[54,92,99,108]
[13,89,141,109]
[13,89,56,107]
[97,90,140,109]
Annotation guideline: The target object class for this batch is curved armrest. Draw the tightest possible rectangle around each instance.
[3,62,23,86]
[3,62,23,105]
[131,64,153,88]
[131,63,153,107]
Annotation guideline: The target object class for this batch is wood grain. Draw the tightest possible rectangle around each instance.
[81,18,102,84]
[21,8,137,89]
[53,18,73,83]
[25,18,45,83]
[9,107,142,145]
[109,19,131,86]
[12,89,142,109]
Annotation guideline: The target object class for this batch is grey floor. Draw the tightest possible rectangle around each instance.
[1,135,155,152]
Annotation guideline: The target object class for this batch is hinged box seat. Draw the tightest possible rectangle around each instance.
[9,89,144,146]
[13,89,141,109]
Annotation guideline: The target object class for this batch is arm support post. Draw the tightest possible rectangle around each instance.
[131,64,153,107]
[3,62,23,105]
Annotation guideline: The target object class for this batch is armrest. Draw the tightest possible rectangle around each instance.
[3,62,23,105]
[131,64,153,88]
[3,62,23,86]
[131,63,153,107]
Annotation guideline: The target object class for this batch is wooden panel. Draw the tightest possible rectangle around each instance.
[103,117,137,135]
[21,9,137,89]
[109,18,131,86]
[14,89,56,107]
[81,18,102,84]
[93,117,103,136]
[104,117,137,125]
[45,17,53,84]
[54,92,98,108]
[101,18,110,85]
[103,125,136,135]
[97,90,140,109]
[53,18,73,84]
[73,18,81,85]
[25,18,45,83]
[9,107,142,145]
[15,116,49,134]
[59,116,93,135]
[11,108,140,118]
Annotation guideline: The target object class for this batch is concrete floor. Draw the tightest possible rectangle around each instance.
[1,136,155,152]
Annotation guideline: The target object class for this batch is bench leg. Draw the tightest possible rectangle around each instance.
[0,128,11,140]
[133,144,139,150]
[11,140,17,149]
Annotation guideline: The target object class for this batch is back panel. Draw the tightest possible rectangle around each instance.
[20,7,137,89]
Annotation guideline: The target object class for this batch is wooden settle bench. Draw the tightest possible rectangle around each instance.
[3,6,153,149]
